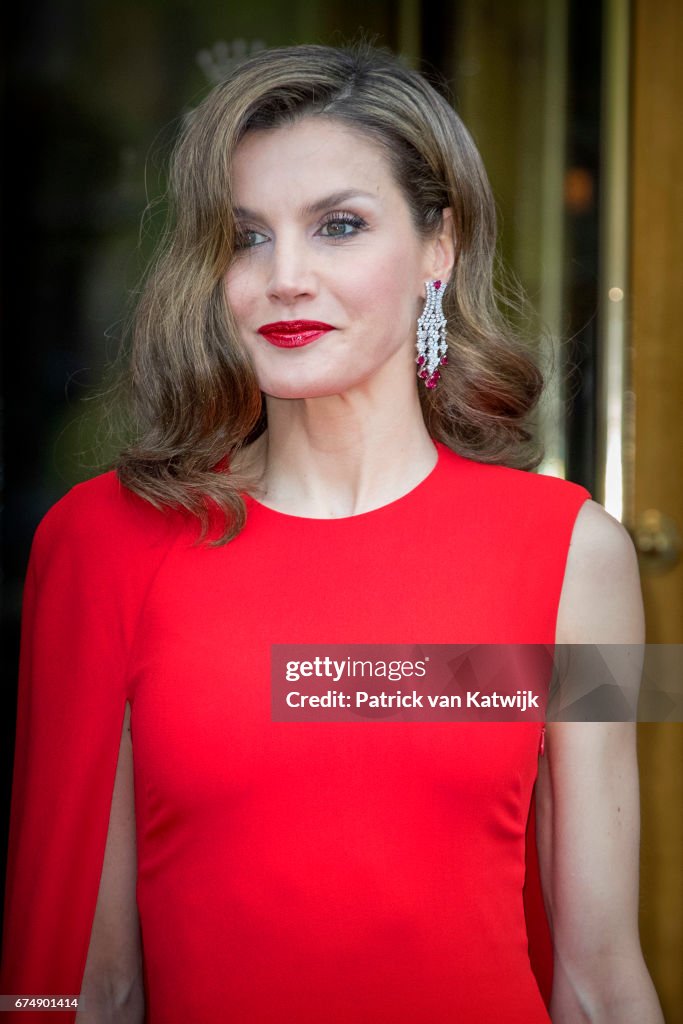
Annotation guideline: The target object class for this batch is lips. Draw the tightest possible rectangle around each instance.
[257,320,335,348]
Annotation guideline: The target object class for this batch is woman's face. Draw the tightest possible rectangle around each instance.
[223,117,453,400]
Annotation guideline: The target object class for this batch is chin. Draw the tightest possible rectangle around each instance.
[261,381,349,400]
[257,367,375,400]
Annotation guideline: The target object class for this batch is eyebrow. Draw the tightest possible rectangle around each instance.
[233,189,379,221]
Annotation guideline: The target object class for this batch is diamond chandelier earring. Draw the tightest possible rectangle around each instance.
[416,280,448,389]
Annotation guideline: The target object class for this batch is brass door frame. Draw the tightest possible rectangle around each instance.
[596,0,633,525]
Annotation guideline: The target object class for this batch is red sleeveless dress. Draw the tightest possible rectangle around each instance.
[1,440,591,1022]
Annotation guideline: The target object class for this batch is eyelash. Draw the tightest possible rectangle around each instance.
[319,212,368,239]
[234,211,368,250]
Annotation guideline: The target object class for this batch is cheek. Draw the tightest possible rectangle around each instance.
[341,250,420,325]
[223,265,256,327]
[369,279,420,352]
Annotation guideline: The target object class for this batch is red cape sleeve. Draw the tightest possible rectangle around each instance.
[0,474,186,1022]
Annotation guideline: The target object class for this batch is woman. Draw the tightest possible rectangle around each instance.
[0,42,664,1023]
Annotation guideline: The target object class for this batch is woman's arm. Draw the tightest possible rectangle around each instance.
[76,702,145,1023]
[536,499,664,1023]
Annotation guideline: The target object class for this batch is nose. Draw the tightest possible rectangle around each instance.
[265,230,318,305]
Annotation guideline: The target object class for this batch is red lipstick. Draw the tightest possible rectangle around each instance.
[257,320,335,348]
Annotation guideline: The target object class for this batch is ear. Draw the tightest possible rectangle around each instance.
[425,207,456,287]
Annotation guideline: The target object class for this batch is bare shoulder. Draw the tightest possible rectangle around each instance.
[556,499,645,644]
[562,498,635,569]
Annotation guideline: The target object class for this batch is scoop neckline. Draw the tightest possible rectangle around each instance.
[244,439,443,523]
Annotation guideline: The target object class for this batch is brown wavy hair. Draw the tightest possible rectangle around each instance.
[114,41,544,544]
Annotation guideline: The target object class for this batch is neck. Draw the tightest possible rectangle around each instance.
[244,382,436,518]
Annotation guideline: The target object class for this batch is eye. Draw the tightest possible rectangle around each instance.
[318,213,368,239]
[235,228,269,250]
